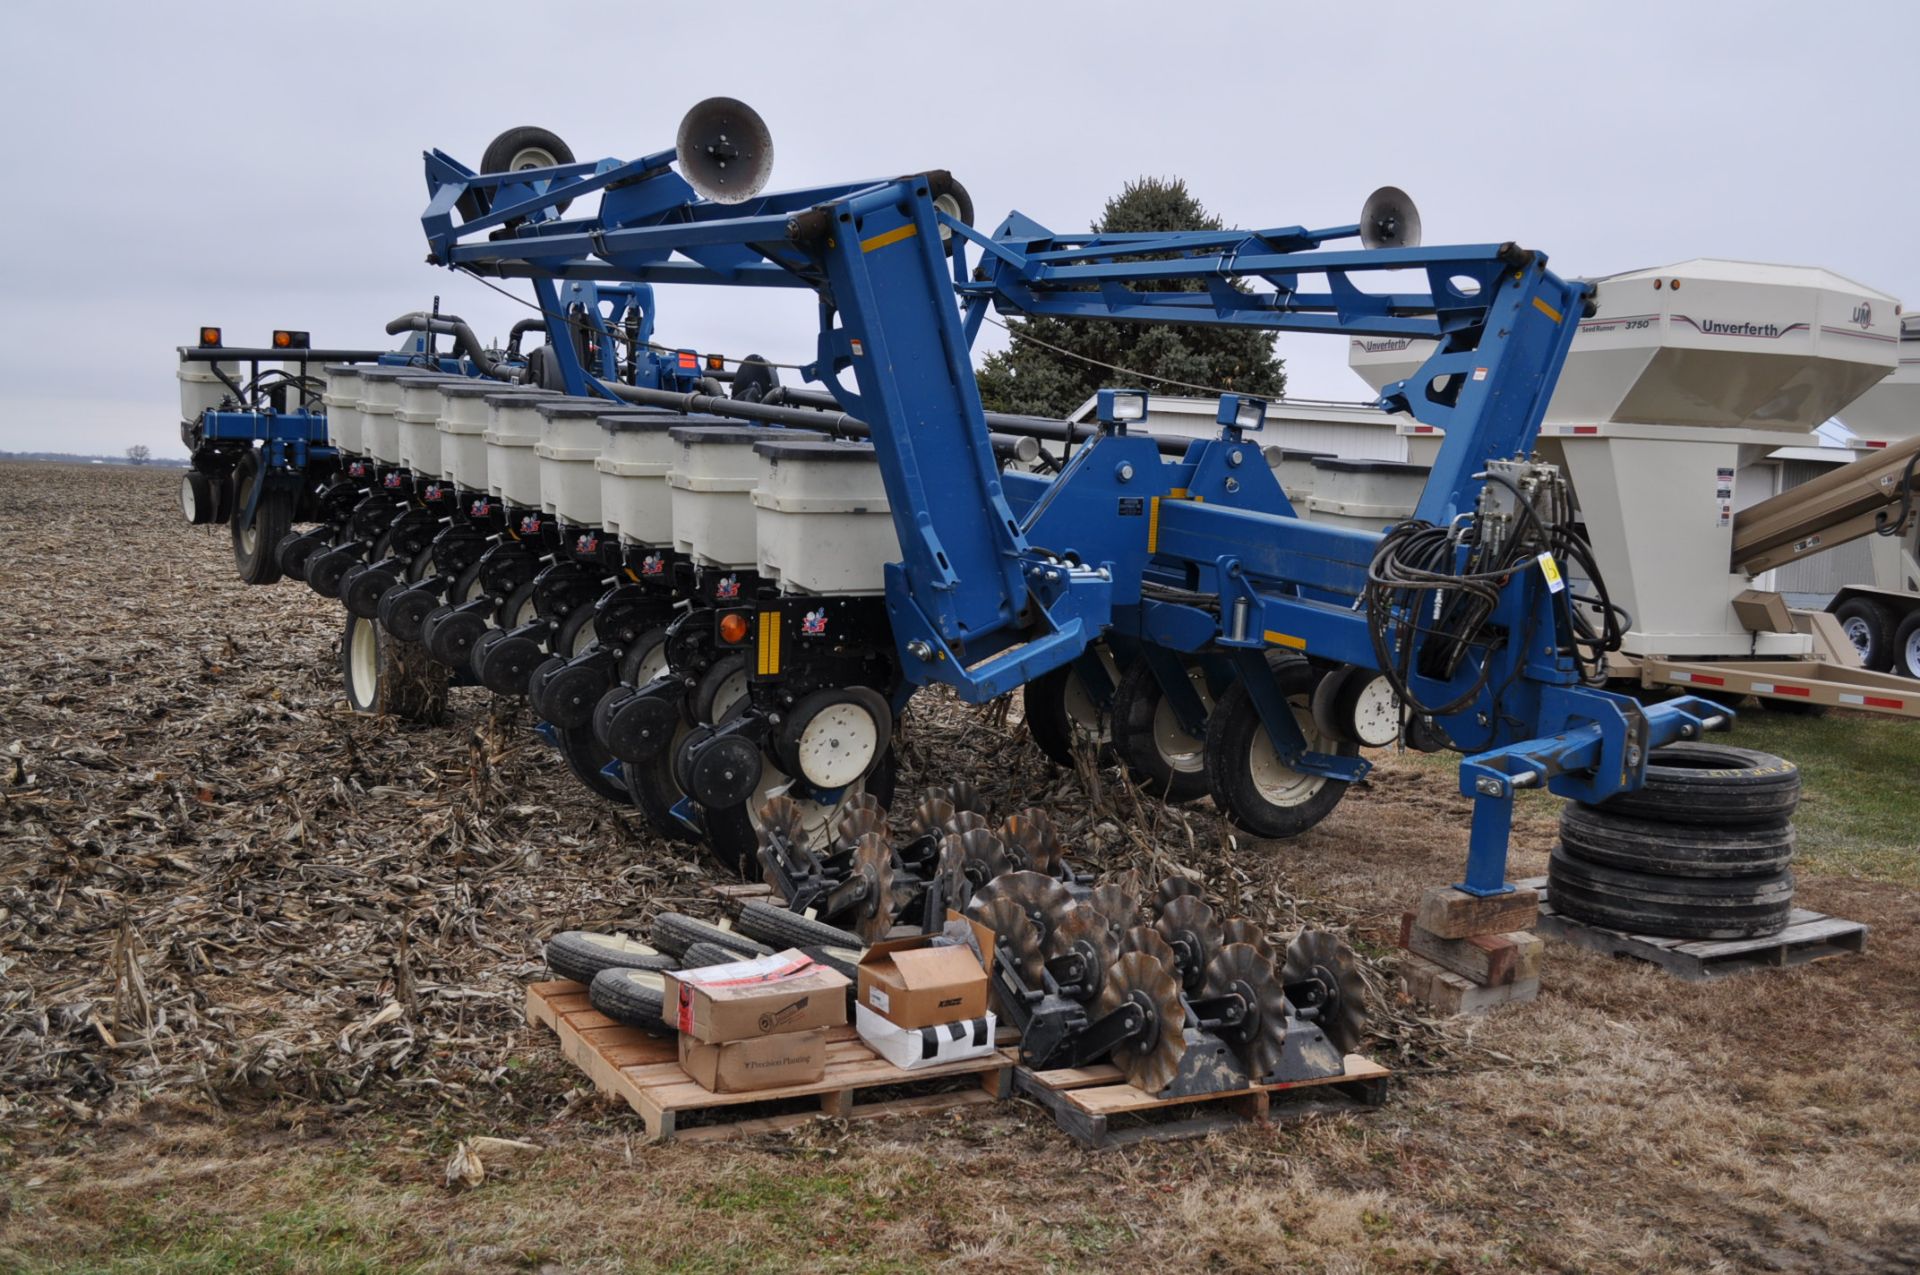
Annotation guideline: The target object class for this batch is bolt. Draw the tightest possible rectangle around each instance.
[1228,449,1244,467]
[1475,776,1505,797]
[1115,462,1135,483]
[907,639,934,661]
[1626,743,1643,767]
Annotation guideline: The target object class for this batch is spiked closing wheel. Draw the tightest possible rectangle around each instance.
[1153,894,1224,995]
[926,780,988,816]
[1282,929,1368,1055]
[970,871,1074,950]
[1155,876,1205,916]
[908,795,955,839]
[1095,951,1188,1094]
[1087,883,1140,944]
[944,809,990,839]
[999,809,1063,877]
[1221,917,1272,959]
[1202,942,1289,1081]
[936,835,973,912]
[833,806,887,855]
[966,895,1043,986]
[1119,923,1176,971]
[1043,901,1118,1002]
[849,832,898,945]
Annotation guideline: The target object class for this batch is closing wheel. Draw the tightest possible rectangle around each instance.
[556,721,628,804]
[1895,610,1920,680]
[1834,597,1898,671]
[230,450,292,585]
[1094,951,1188,1095]
[777,687,894,790]
[1109,658,1214,803]
[702,746,899,879]
[1020,645,1118,767]
[1203,942,1289,1081]
[1281,930,1367,1056]
[340,611,448,722]
[1203,653,1355,840]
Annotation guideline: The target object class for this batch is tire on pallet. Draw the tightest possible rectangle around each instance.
[341,611,449,723]
[588,967,671,1034]
[734,901,863,952]
[678,941,745,969]
[544,931,674,985]
[1594,742,1798,826]
[649,912,773,960]
[1561,804,1794,878]
[1547,847,1793,941]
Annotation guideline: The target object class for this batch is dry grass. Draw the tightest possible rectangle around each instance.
[2,461,1917,1274]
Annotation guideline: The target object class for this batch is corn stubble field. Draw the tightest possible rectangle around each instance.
[2,460,1918,1274]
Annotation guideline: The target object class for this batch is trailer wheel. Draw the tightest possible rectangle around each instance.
[1594,742,1798,826]
[1835,597,1898,671]
[543,931,673,985]
[555,721,628,804]
[1894,610,1920,680]
[230,451,292,585]
[1203,652,1354,840]
[1110,658,1214,803]
[1561,804,1795,878]
[457,126,577,223]
[341,611,449,723]
[733,901,863,952]
[1547,847,1793,941]
[588,967,671,1034]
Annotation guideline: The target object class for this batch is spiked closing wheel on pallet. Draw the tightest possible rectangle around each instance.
[1044,901,1118,1002]
[936,835,973,912]
[970,871,1074,951]
[1087,883,1140,944]
[967,895,1043,986]
[908,795,955,839]
[1282,930,1368,1055]
[1154,894,1224,995]
[1119,923,1177,970]
[848,832,899,945]
[1202,942,1290,1081]
[926,780,988,817]
[1222,917,1272,958]
[944,809,990,839]
[832,805,887,855]
[1095,951,1188,1094]
[1155,877,1205,916]
[1000,809,1064,878]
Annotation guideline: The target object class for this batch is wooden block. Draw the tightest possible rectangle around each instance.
[1399,915,1543,987]
[1401,953,1539,1015]
[1413,886,1540,940]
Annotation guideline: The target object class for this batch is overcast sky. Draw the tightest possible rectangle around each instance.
[1,1,1914,458]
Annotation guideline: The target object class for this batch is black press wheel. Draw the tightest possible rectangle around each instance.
[544,931,674,985]
[1203,652,1355,840]
[588,967,671,1034]
[1560,803,1794,878]
[1547,847,1793,941]
[733,901,863,952]
[1594,742,1799,826]
[649,912,773,960]
[1109,658,1214,803]
[1834,597,1899,672]
[556,720,628,804]
[341,611,449,722]
[230,450,293,585]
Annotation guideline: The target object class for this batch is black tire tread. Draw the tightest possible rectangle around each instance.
[1560,804,1794,878]
[1548,847,1793,941]
[650,912,772,960]
[588,967,671,1034]
[734,901,863,952]
[544,931,673,985]
[1595,742,1799,826]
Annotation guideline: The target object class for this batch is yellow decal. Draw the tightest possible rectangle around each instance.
[1263,630,1308,651]
[1148,496,1161,553]
[860,223,918,254]
[1532,296,1564,324]
[757,612,782,675]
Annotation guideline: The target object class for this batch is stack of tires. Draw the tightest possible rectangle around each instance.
[1548,743,1800,940]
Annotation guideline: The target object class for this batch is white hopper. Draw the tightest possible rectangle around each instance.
[177,356,245,424]
[1837,314,1920,447]
[321,364,369,456]
[669,425,824,570]
[355,367,432,468]
[536,399,650,525]
[598,412,711,548]
[1304,458,1430,533]
[484,390,558,508]
[752,438,900,595]
[437,382,550,492]
[395,374,472,480]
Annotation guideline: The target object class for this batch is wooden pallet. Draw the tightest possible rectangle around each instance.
[1015,1055,1390,1150]
[526,980,1014,1143]
[1519,877,1868,982]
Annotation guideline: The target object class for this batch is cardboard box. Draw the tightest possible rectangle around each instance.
[662,949,849,1043]
[678,1028,827,1093]
[855,1004,998,1072]
[856,914,993,1030]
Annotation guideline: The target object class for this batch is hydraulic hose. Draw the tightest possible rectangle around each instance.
[384,312,507,379]
[766,386,1192,458]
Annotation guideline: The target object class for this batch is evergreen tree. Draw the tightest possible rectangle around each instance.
[974,177,1286,419]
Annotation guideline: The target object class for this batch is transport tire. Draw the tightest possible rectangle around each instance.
[588,967,671,1034]
[1594,742,1799,826]
[230,451,292,585]
[1203,652,1354,840]
[1547,847,1793,941]
[543,931,673,986]
[650,913,773,960]
[1894,609,1920,680]
[734,901,863,952]
[341,611,449,723]
[1560,804,1795,878]
[1834,597,1899,672]
[678,942,743,970]
[1109,658,1213,803]
[458,126,577,223]
[556,721,628,804]
[702,746,899,879]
